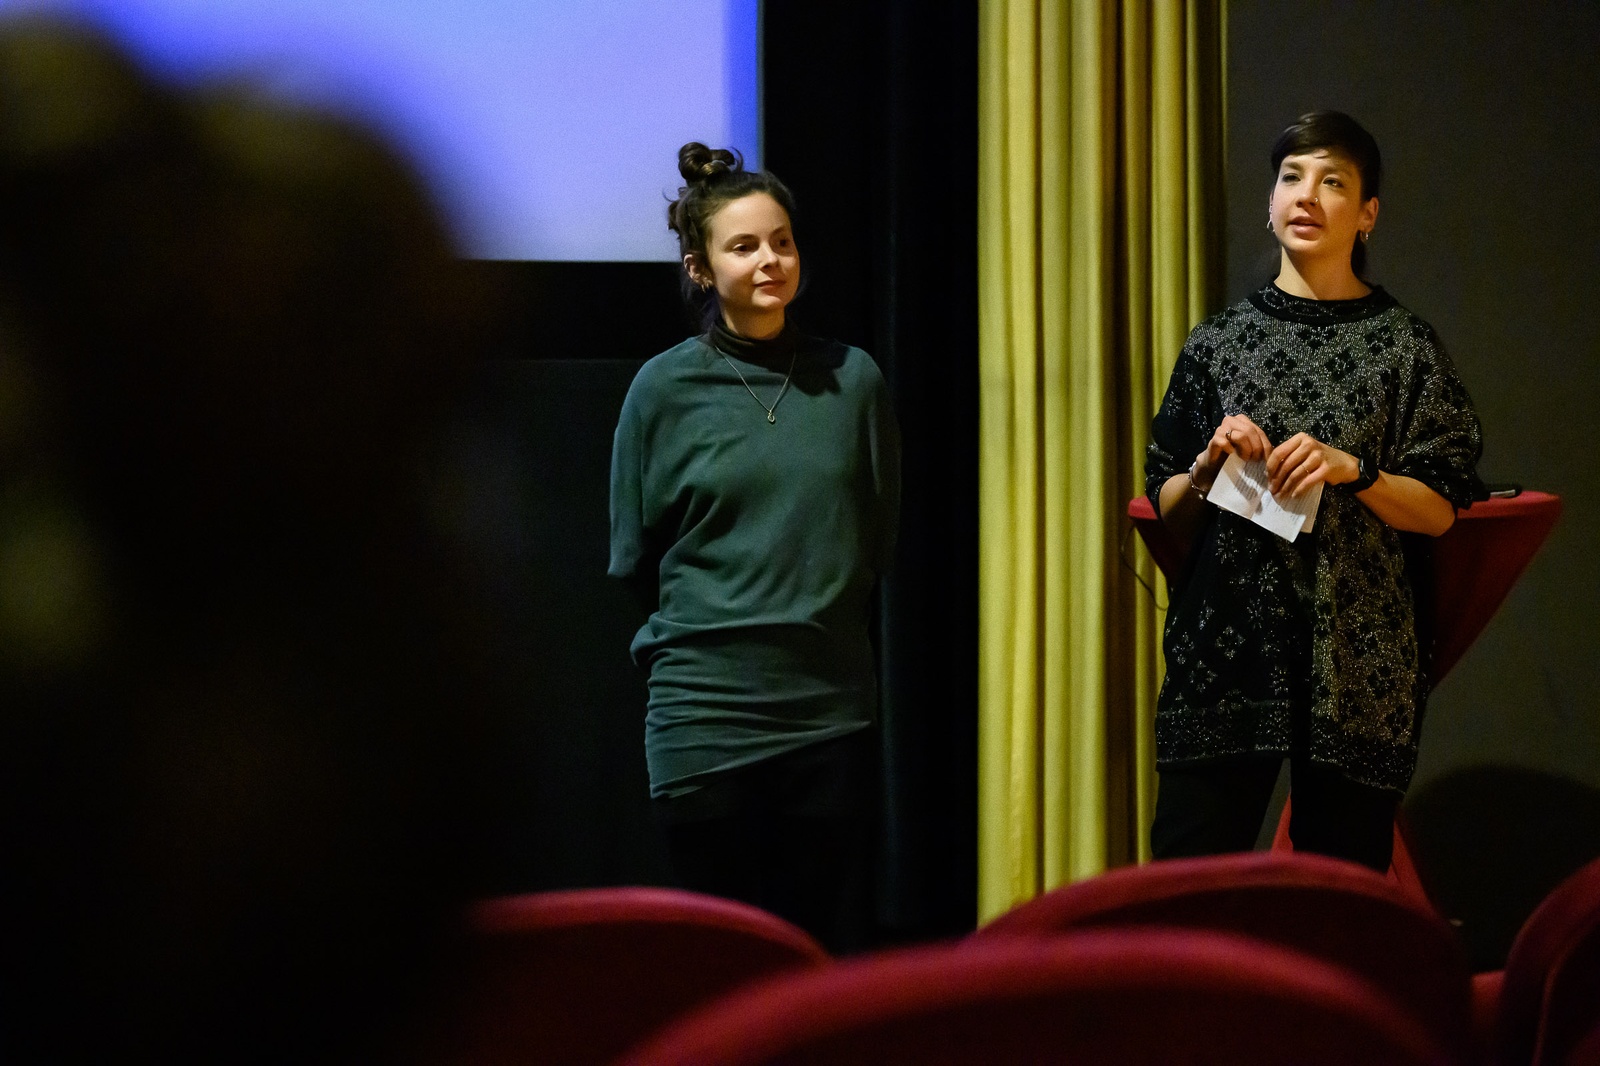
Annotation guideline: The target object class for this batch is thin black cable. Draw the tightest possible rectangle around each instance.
[1118,520,1168,611]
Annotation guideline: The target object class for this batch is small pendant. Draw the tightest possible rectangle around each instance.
[767,411,776,424]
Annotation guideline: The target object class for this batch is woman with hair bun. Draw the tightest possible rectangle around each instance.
[1145,111,1485,872]
[608,143,899,951]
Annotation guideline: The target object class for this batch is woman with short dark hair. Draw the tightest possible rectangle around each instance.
[1145,111,1485,871]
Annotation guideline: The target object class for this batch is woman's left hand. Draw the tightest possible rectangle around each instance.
[1266,433,1359,497]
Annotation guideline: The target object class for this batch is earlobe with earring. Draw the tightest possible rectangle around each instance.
[1359,231,1371,244]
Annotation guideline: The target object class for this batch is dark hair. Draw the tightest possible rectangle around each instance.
[666,141,797,326]
[1269,110,1381,277]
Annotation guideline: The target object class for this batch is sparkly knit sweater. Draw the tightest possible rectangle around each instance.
[1145,283,1485,794]
[609,322,900,797]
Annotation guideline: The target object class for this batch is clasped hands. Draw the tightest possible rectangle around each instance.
[1191,415,1360,498]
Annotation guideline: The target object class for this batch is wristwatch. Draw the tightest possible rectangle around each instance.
[1347,455,1379,493]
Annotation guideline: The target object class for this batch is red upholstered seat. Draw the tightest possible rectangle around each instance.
[1482,856,1600,1066]
[1476,969,1508,1059]
[973,850,1472,1062]
[1563,1019,1600,1066]
[431,886,828,1066]
[620,930,1451,1065]
[1541,928,1600,1066]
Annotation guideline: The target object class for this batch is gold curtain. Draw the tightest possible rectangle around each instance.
[977,0,1226,923]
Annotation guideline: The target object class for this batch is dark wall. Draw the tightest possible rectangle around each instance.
[446,355,671,894]
[437,264,689,895]
[1228,0,1600,965]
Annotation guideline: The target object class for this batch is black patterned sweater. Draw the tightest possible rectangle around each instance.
[1145,283,1486,794]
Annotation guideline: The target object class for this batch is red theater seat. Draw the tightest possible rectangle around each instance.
[1563,1019,1600,1066]
[433,886,828,1066]
[973,850,1472,1061]
[621,930,1451,1065]
[1481,856,1600,1066]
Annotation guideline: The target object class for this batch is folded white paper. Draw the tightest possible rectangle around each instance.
[1207,453,1322,542]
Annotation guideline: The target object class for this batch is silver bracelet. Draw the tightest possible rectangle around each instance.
[1187,460,1208,500]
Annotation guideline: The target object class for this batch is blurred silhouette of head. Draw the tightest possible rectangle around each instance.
[0,16,488,1061]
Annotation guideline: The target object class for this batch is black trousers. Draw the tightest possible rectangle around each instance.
[652,729,877,955]
[1149,756,1400,873]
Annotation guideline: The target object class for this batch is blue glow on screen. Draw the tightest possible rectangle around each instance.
[1,0,761,260]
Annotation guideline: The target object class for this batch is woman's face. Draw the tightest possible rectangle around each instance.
[1269,148,1379,266]
[689,192,799,335]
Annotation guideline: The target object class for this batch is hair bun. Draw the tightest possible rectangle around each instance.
[677,141,741,185]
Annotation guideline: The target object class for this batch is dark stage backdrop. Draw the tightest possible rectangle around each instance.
[442,262,695,897]
[444,354,667,895]
[763,0,980,939]
[1227,0,1600,967]
[450,2,980,940]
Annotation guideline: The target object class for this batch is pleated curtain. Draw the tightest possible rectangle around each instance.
[976,0,1226,922]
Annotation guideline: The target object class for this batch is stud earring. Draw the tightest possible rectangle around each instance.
[1359,231,1370,244]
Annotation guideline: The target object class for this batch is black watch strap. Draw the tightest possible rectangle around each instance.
[1348,455,1379,493]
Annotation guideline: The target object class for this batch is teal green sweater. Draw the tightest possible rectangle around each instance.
[608,324,900,797]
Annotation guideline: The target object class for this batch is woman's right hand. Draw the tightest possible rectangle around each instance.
[1191,414,1273,494]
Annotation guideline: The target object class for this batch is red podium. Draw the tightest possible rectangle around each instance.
[1127,491,1563,907]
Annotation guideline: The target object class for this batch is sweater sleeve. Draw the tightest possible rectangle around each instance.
[1146,335,1220,519]
[1385,322,1487,510]
[607,385,655,599]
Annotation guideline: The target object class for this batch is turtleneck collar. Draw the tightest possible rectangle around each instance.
[1248,281,1397,325]
[707,318,799,366]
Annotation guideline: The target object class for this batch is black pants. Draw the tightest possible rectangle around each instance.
[653,729,877,954]
[1149,757,1400,873]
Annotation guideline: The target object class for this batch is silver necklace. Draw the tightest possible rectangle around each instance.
[720,349,796,424]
